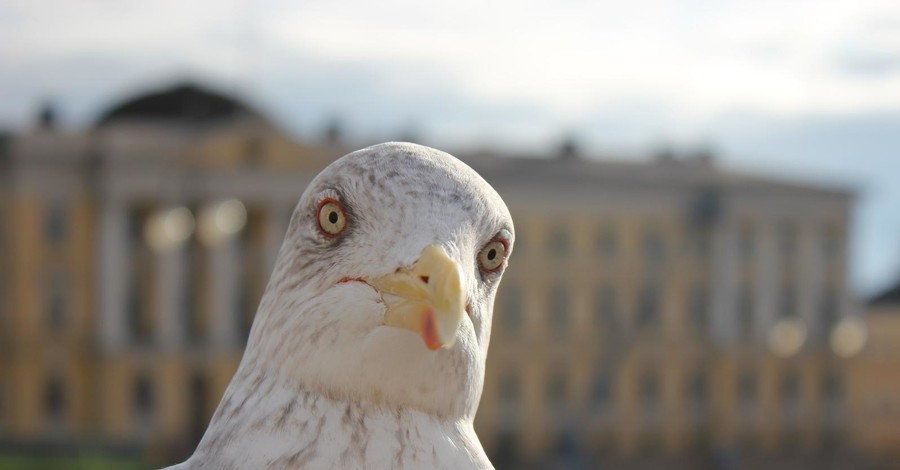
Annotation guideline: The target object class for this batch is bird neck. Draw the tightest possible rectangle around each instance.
[191,359,483,467]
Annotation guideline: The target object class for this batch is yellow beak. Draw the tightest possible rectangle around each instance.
[369,244,465,350]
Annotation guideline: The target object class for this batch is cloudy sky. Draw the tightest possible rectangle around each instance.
[2,0,899,293]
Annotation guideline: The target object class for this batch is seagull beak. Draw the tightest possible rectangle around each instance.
[369,244,465,350]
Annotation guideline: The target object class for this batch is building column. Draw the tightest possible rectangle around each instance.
[157,247,187,348]
[98,202,128,350]
[209,238,241,348]
[710,219,738,344]
[799,222,824,341]
[756,221,778,341]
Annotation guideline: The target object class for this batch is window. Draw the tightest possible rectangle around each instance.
[820,288,838,333]
[637,283,658,327]
[739,371,756,407]
[238,210,265,344]
[739,287,754,338]
[134,373,154,420]
[241,137,265,167]
[44,375,65,423]
[546,370,567,404]
[780,223,796,256]
[596,224,616,257]
[822,369,841,404]
[690,229,712,258]
[46,271,67,331]
[690,372,707,410]
[549,284,568,331]
[190,372,209,444]
[185,237,207,343]
[595,285,616,332]
[501,283,522,332]
[640,372,658,411]
[781,372,800,406]
[499,373,519,402]
[691,286,708,332]
[127,206,150,246]
[738,223,755,258]
[547,225,569,255]
[127,285,153,344]
[45,203,68,244]
[781,286,796,319]
[555,429,579,459]
[643,229,665,267]
[822,225,841,259]
[592,370,611,408]
[492,432,518,467]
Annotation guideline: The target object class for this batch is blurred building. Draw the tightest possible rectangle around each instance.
[846,278,900,461]
[0,81,885,469]
[467,150,874,468]
[0,83,339,462]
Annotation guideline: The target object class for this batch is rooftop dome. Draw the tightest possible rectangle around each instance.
[95,82,264,127]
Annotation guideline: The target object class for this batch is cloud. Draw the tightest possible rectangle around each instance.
[836,51,900,77]
[2,0,899,291]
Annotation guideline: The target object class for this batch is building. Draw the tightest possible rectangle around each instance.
[0,81,880,468]
[847,277,900,462]
[468,153,868,468]
[0,83,339,463]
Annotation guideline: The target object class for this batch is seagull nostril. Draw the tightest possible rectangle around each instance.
[420,275,430,284]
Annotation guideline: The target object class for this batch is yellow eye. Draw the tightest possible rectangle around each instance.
[478,239,508,273]
[317,199,347,237]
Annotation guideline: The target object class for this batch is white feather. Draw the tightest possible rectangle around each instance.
[165,143,513,469]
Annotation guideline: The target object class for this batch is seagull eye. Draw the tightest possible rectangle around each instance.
[478,238,508,273]
[316,199,347,237]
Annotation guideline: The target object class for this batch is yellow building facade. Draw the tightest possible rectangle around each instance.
[0,82,889,468]
[469,157,864,467]
[848,280,900,460]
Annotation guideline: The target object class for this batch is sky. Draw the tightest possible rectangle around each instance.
[2,0,899,294]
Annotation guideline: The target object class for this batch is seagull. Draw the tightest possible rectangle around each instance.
[165,142,514,469]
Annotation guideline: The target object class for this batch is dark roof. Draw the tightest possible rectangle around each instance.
[461,152,852,200]
[869,278,900,308]
[95,82,261,127]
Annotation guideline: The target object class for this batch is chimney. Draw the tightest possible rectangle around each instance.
[37,101,58,131]
[558,135,579,160]
[323,118,343,147]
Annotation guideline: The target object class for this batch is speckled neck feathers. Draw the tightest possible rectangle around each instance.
[180,361,492,469]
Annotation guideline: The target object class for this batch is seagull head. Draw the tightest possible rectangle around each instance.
[248,142,514,420]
